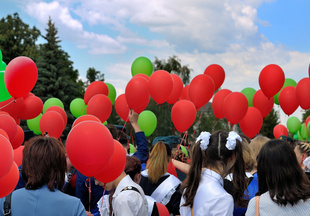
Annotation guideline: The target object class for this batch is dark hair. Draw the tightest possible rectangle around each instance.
[181,131,247,208]
[106,124,119,139]
[118,130,129,147]
[21,136,67,191]
[257,139,310,205]
[295,141,310,157]
[124,156,141,180]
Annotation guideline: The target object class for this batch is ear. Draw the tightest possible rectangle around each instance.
[134,173,141,184]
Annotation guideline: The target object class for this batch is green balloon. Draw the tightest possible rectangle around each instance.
[0,61,6,71]
[43,98,64,113]
[274,78,297,105]
[294,133,298,140]
[27,113,42,135]
[137,110,157,137]
[0,72,11,102]
[299,123,308,140]
[103,121,107,125]
[297,130,305,141]
[241,87,256,107]
[129,143,136,154]
[70,98,86,118]
[286,116,301,134]
[131,56,153,77]
[106,83,116,105]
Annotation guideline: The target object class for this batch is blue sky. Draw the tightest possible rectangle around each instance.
[1,0,310,124]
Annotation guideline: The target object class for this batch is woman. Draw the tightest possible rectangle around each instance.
[139,141,182,215]
[294,140,310,180]
[245,139,310,215]
[180,131,248,216]
[0,136,86,216]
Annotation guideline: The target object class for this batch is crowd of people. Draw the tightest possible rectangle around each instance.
[1,110,310,216]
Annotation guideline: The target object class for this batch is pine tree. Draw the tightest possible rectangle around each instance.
[32,17,83,138]
[260,108,280,138]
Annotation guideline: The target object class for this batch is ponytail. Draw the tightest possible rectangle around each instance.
[181,141,204,208]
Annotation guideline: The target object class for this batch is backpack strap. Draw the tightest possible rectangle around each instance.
[3,192,12,216]
[120,186,141,194]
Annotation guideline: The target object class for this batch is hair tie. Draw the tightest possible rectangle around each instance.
[196,131,211,151]
[226,131,242,150]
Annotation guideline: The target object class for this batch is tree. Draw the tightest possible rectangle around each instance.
[302,109,310,122]
[86,67,104,84]
[153,55,191,85]
[260,108,280,138]
[0,13,40,63]
[32,17,83,138]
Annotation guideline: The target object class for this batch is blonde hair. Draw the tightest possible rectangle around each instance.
[147,141,169,184]
[296,141,310,156]
[241,138,256,172]
[249,135,270,168]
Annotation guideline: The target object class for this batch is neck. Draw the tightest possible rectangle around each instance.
[113,172,127,188]
[206,166,226,178]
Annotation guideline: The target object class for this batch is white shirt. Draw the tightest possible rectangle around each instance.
[180,169,234,216]
[97,175,148,216]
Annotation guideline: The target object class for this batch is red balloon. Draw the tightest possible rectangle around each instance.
[259,64,285,98]
[4,57,38,98]
[13,116,20,125]
[212,89,232,119]
[149,70,174,104]
[306,116,310,127]
[273,124,288,139]
[94,140,127,183]
[19,96,43,120]
[156,202,170,216]
[309,64,310,78]
[0,162,19,198]
[133,97,150,114]
[239,107,263,138]
[171,100,197,133]
[46,106,67,129]
[87,94,112,123]
[189,74,215,109]
[167,74,183,104]
[0,134,14,180]
[279,86,299,115]
[223,92,248,125]
[0,97,24,117]
[66,121,114,177]
[0,129,9,140]
[179,85,190,101]
[84,81,109,105]
[125,77,150,111]
[72,114,101,128]
[253,89,274,117]
[295,77,310,110]
[11,125,24,149]
[204,64,225,90]
[40,111,64,138]
[14,146,24,167]
[115,94,130,122]
[0,114,17,141]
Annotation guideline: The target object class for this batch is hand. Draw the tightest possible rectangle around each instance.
[128,109,141,132]
[86,211,94,216]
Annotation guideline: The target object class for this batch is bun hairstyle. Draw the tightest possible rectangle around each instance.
[182,131,248,208]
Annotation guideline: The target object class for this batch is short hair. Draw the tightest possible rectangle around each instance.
[257,139,310,205]
[21,136,67,191]
[124,156,141,180]
[105,124,119,139]
[295,141,310,156]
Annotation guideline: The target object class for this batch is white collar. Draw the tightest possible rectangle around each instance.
[202,168,224,186]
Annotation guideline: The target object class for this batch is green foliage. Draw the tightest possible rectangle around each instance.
[260,108,280,138]
[0,13,40,63]
[86,67,105,84]
[302,109,310,122]
[154,55,191,85]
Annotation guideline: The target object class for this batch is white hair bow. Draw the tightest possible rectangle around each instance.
[196,131,211,151]
[226,131,242,150]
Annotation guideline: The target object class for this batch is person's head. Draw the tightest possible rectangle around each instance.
[118,130,129,150]
[257,139,310,205]
[241,137,256,172]
[182,131,247,208]
[124,156,141,183]
[249,135,270,168]
[147,141,170,184]
[21,136,67,191]
[106,124,119,139]
[294,141,310,167]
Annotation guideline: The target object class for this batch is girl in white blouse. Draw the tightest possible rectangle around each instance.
[180,131,248,216]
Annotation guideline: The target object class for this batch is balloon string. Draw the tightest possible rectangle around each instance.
[0,98,15,110]
[174,131,188,160]
[86,177,91,212]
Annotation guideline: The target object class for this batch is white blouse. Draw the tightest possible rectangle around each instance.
[180,169,234,216]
